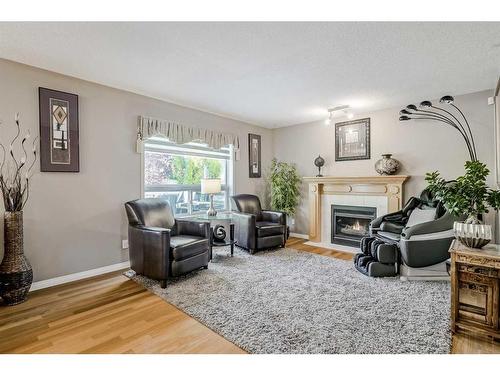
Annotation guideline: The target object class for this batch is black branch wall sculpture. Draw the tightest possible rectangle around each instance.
[399,95,478,162]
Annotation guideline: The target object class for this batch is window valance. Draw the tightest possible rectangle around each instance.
[137,116,240,151]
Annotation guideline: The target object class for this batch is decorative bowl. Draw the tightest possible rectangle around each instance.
[453,221,492,249]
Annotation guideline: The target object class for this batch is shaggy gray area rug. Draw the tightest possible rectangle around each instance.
[124,247,451,354]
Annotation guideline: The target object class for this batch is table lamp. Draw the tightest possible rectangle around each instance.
[201,178,221,216]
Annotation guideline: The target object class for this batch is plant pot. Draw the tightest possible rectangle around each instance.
[374,154,400,175]
[453,220,492,249]
[0,211,33,305]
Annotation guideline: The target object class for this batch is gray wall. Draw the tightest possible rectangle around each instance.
[0,57,496,282]
[273,90,496,235]
[0,59,273,281]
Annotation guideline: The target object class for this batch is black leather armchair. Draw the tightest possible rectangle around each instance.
[231,194,287,254]
[125,198,210,288]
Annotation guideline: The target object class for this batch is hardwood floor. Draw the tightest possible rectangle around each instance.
[0,237,499,354]
[0,272,245,354]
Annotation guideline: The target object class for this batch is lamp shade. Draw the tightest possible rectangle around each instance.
[201,179,221,194]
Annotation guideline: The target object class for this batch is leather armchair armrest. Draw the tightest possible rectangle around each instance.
[262,210,287,225]
[176,220,210,238]
[232,211,256,225]
[232,211,257,250]
[128,225,171,280]
[402,212,458,239]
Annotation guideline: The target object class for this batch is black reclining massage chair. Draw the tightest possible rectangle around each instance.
[354,188,459,280]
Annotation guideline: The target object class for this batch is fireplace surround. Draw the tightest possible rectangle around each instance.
[331,205,377,246]
[303,175,410,244]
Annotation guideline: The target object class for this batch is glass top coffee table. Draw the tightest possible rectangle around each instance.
[190,213,236,258]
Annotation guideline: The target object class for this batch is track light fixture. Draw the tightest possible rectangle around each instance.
[325,105,353,124]
[399,95,477,161]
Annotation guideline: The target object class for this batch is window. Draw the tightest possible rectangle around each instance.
[142,137,233,216]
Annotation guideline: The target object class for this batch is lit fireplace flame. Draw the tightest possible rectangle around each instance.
[352,220,363,231]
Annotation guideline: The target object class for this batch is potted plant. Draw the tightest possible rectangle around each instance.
[426,160,500,248]
[267,158,301,234]
[0,114,38,305]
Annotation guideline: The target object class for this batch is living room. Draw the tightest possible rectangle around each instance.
[1,1,500,372]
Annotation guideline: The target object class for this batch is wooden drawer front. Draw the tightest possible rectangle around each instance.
[458,264,499,278]
[458,272,499,329]
[456,254,500,270]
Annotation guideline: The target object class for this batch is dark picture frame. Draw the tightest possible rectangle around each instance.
[335,118,370,161]
[39,87,80,172]
[248,133,261,178]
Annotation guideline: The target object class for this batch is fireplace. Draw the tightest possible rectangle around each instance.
[331,205,377,247]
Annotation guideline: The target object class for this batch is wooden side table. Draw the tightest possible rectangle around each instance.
[449,240,500,340]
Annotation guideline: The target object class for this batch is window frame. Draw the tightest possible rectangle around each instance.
[140,137,234,217]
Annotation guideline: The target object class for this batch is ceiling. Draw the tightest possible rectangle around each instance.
[0,22,499,128]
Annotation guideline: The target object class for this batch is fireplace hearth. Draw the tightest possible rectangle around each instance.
[331,205,377,247]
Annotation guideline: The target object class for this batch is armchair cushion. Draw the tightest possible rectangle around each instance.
[170,235,209,261]
[256,221,285,237]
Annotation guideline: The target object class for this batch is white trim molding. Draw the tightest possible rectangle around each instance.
[289,232,309,239]
[30,261,130,292]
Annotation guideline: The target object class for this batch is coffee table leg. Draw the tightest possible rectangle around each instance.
[209,226,214,261]
[230,223,234,257]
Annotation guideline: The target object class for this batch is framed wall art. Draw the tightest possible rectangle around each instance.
[248,133,261,178]
[335,118,370,161]
[39,87,80,172]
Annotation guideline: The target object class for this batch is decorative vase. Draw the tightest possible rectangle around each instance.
[453,216,492,249]
[0,211,33,305]
[314,155,325,177]
[374,154,400,175]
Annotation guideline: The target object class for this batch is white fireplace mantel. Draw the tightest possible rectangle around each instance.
[303,175,410,242]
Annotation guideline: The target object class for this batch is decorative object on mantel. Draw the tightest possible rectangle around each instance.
[137,116,240,151]
[0,113,38,305]
[374,154,400,175]
[268,158,301,218]
[313,155,325,177]
[411,95,500,248]
[248,133,261,178]
[335,118,370,161]
[426,160,500,249]
[39,88,79,172]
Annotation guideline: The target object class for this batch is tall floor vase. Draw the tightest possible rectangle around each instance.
[0,211,33,305]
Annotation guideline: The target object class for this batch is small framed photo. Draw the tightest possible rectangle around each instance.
[248,133,261,178]
[335,118,370,161]
[39,87,80,172]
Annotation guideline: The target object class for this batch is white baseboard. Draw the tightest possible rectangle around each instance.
[303,241,358,254]
[289,232,309,239]
[30,261,131,292]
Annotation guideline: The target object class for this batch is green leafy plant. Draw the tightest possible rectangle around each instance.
[425,160,500,223]
[171,156,221,185]
[268,158,301,216]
